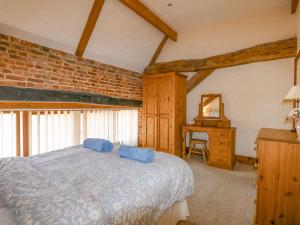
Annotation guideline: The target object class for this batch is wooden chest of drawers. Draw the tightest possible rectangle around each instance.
[208,128,236,170]
[255,128,300,225]
[182,125,236,170]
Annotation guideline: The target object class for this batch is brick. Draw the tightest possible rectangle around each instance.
[27,77,44,83]
[0,46,7,52]
[0,33,143,141]
[2,69,12,73]
[6,75,26,81]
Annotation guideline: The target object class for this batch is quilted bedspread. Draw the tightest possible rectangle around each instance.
[0,145,194,225]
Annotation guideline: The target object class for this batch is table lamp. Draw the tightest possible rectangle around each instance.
[284,85,300,107]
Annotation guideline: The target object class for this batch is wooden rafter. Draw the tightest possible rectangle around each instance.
[147,35,168,67]
[119,0,177,41]
[292,0,299,13]
[187,69,216,92]
[75,0,105,57]
[145,37,297,74]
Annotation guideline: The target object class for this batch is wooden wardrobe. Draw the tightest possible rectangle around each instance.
[142,72,187,156]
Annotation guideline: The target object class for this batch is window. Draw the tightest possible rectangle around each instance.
[0,108,139,158]
[85,110,138,145]
[30,111,80,155]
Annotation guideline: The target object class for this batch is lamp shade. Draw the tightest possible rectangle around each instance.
[284,85,300,100]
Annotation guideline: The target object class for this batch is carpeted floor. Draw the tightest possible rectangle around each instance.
[178,156,256,225]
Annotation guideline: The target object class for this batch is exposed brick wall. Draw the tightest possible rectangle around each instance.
[0,33,142,101]
[0,33,143,145]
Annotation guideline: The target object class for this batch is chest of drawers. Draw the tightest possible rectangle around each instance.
[255,128,300,225]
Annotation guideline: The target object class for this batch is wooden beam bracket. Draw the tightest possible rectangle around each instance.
[187,69,216,92]
[292,0,299,14]
[146,35,168,69]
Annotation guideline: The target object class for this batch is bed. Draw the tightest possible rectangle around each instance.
[0,145,194,225]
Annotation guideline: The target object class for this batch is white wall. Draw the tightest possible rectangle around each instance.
[159,6,296,157]
[188,59,293,157]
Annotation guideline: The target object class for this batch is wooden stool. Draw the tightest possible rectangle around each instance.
[188,138,209,163]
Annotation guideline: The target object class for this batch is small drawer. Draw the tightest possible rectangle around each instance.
[210,130,230,139]
[210,147,229,156]
[210,138,230,147]
[210,154,230,165]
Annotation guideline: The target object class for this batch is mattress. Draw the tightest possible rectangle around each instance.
[0,145,194,225]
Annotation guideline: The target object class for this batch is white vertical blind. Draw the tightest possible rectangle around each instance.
[85,109,138,145]
[0,109,138,157]
[0,111,17,158]
[86,110,115,142]
[116,110,138,145]
[30,111,80,155]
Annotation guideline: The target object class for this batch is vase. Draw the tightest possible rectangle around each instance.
[296,121,300,140]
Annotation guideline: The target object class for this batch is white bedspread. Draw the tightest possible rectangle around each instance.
[0,145,194,225]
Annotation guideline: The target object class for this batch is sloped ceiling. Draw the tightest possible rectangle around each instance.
[0,0,291,72]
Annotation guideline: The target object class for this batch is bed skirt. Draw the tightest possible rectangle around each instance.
[156,199,189,225]
[0,200,189,225]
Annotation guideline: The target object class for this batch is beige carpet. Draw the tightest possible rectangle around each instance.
[179,156,256,225]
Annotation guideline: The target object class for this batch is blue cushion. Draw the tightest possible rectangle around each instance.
[83,138,113,152]
[119,145,154,163]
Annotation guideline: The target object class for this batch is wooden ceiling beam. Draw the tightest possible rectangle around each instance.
[75,0,105,57]
[292,0,299,13]
[119,0,177,41]
[187,69,216,93]
[144,37,297,74]
[146,35,168,68]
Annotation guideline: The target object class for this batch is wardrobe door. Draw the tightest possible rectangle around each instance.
[144,115,157,148]
[143,79,158,148]
[157,76,173,153]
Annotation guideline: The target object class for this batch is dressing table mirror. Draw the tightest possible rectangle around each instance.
[201,94,221,119]
[195,94,230,127]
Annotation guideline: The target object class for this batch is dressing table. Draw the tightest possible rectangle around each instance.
[182,94,236,170]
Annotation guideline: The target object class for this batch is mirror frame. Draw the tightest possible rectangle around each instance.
[200,94,222,120]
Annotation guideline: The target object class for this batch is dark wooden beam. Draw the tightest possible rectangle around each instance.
[119,0,177,41]
[75,0,105,57]
[187,69,216,92]
[147,35,168,67]
[292,0,299,13]
[0,102,135,110]
[145,37,297,74]
[0,86,142,107]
